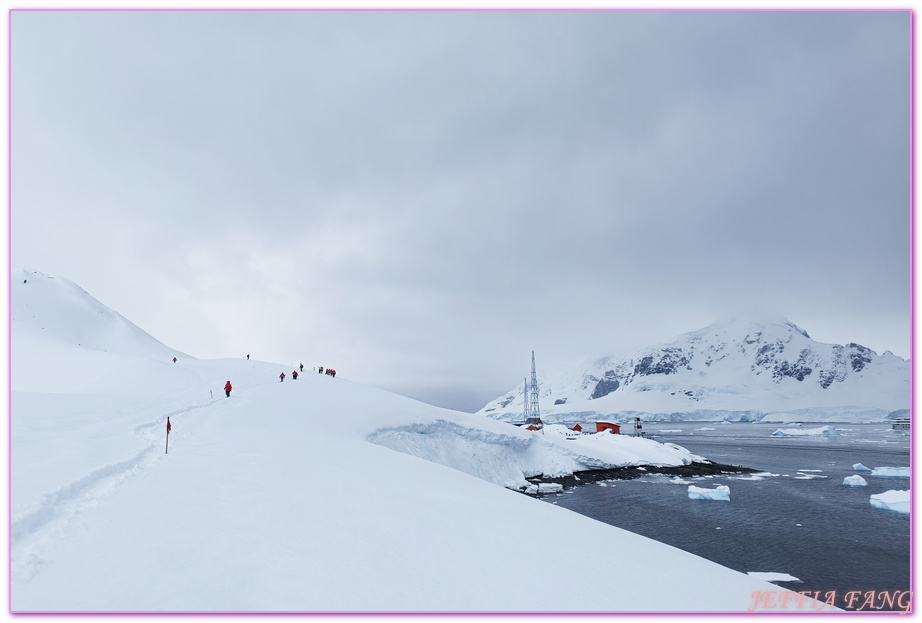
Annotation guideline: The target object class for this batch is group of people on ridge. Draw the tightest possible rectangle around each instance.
[219,361,337,395]
[282,364,337,381]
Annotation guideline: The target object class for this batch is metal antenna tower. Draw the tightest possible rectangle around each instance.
[522,377,530,424]
[528,351,541,424]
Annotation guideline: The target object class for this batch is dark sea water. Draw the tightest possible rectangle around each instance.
[543,422,912,612]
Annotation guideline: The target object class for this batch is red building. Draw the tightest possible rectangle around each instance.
[596,422,621,434]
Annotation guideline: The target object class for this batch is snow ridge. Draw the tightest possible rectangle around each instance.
[369,420,539,488]
[368,420,702,489]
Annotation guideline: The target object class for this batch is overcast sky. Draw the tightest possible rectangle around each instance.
[11,10,910,412]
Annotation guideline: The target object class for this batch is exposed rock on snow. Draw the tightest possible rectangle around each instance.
[521,461,758,491]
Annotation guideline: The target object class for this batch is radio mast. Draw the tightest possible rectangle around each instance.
[522,377,530,423]
[521,351,542,432]
[529,351,540,422]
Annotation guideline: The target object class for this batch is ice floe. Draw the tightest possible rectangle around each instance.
[746,572,801,584]
[870,490,909,514]
[871,467,910,478]
[524,482,564,496]
[794,470,828,480]
[688,485,730,501]
[772,426,836,437]
[730,471,780,481]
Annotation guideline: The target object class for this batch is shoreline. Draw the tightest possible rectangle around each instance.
[519,461,759,495]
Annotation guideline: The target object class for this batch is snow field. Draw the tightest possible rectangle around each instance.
[13,369,783,611]
[10,269,794,611]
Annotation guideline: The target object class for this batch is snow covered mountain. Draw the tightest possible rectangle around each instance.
[12,268,188,393]
[10,269,787,612]
[479,319,909,425]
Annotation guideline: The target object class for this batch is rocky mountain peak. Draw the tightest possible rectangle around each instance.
[478,318,909,424]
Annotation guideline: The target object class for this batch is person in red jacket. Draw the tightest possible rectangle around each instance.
[224,381,232,397]
[293,370,299,380]
[280,372,286,382]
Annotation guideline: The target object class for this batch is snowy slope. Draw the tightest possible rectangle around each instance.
[13,268,189,393]
[11,269,790,612]
[480,319,909,424]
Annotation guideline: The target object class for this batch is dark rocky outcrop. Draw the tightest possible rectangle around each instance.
[518,461,760,495]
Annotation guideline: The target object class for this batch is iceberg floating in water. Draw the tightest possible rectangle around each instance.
[746,572,801,584]
[771,426,836,437]
[871,467,910,478]
[794,471,827,480]
[853,463,872,472]
[870,490,910,514]
[524,482,563,496]
[688,485,730,501]
[843,475,868,487]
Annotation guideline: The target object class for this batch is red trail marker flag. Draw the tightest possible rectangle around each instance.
[166,417,172,454]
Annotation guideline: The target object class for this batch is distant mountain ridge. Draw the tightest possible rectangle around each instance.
[478,319,909,424]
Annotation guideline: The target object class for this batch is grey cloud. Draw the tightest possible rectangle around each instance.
[12,9,910,411]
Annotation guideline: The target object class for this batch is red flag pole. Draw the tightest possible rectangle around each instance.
[166,417,171,454]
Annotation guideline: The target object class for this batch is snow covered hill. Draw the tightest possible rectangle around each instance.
[479,319,909,425]
[12,268,188,394]
[11,269,791,612]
